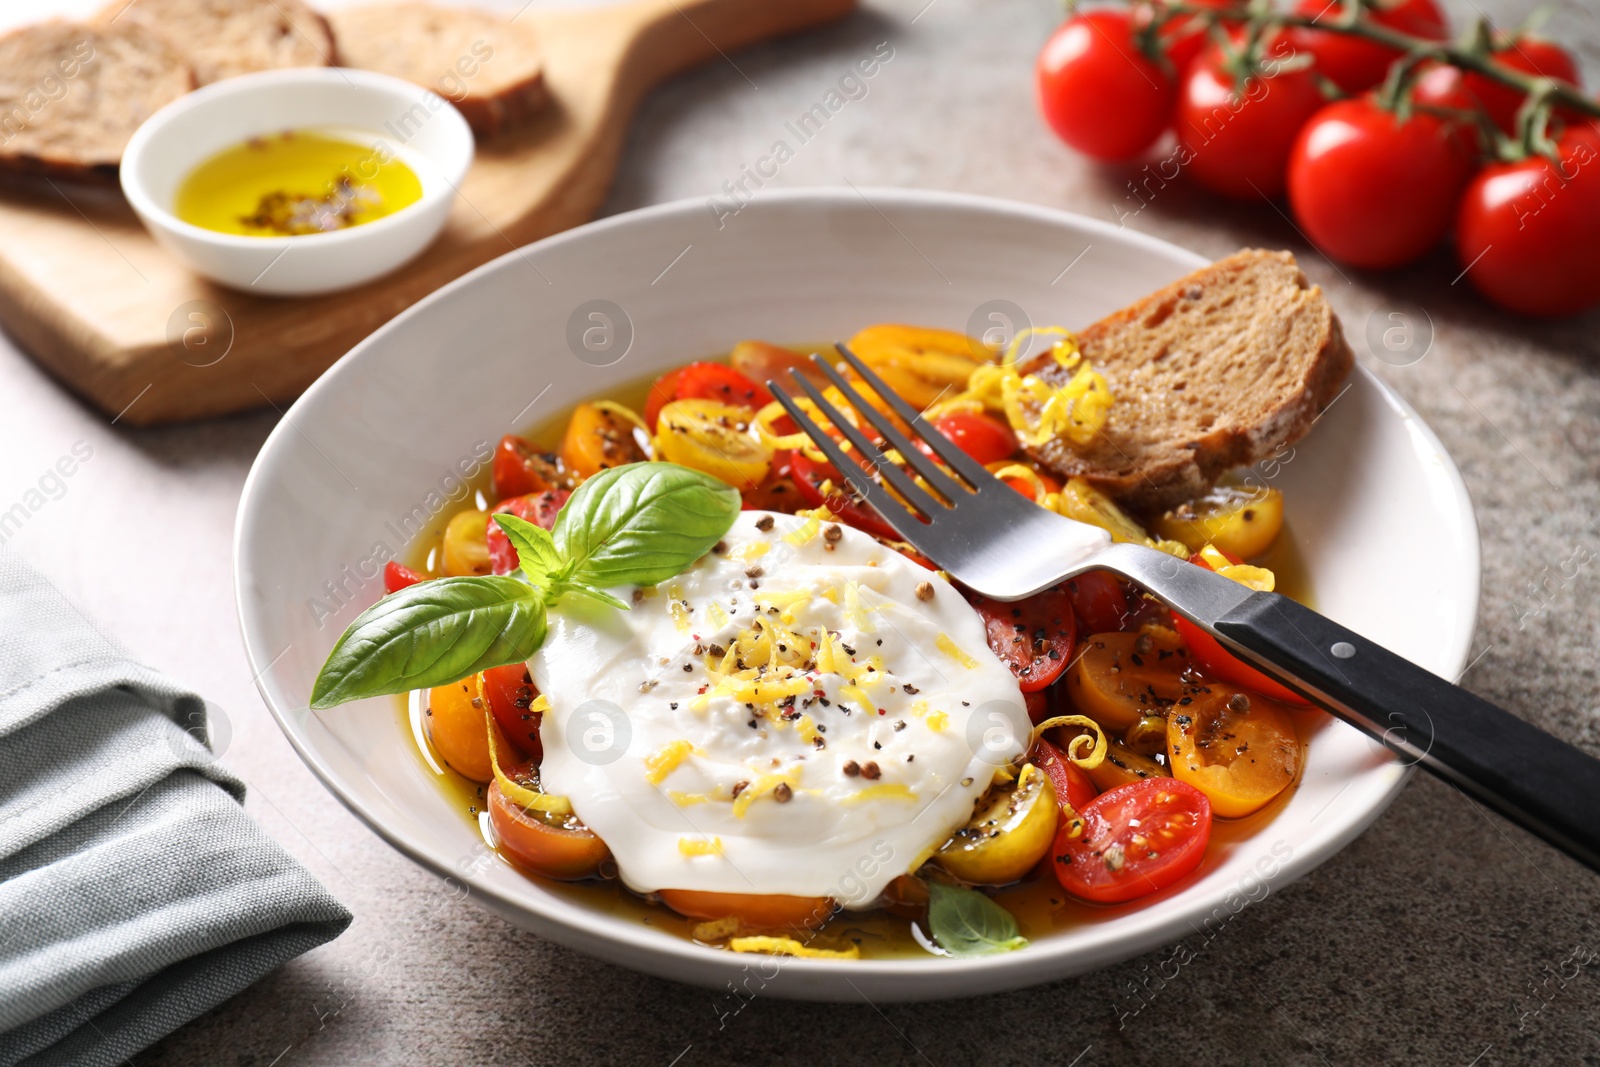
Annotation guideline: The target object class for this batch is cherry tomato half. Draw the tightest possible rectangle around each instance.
[492,434,563,499]
[646,362,773,431]
[1177,36,1328,199]
[1455,125,1600,317]
[1293,0,1448,95]
[1037,10,1177,162]
[1032,735,1100,812]
[1064,570,1131,635]
[383,560,424,593]
[931,411,1017,466]
[487,489,571,575]
[788,450,901,541]
[482,662,541,763]
[1170,554,1310,704]
[488,781,610,881]
[1288,97,1476,269]
[968,588,1076,693]
[1053,777,1212,904]
[657,889,832,931]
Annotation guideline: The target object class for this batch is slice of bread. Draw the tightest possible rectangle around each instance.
[1021,249,1354,514]
[0,20,193,178]
[327,4,546,138]
[96,0,336,86]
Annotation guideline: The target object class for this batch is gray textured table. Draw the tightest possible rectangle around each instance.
[3,1,1598,1063]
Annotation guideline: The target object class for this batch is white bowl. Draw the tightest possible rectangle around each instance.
[235,189,1480,1001]
[120,68,473,296]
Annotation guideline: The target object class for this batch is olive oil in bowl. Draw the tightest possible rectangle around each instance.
[174,129,423,238]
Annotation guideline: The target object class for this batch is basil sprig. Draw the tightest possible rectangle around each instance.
[309,462,739,710]
[926,882,1028,957]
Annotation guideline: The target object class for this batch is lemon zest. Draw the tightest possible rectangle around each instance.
[1031,714,1109,771]
[678,836,723,857]
[644,739,704,785]
[935,633,977,669]
[484,708,573,815]
[1198,543,1276,592]
[728,936,860,960]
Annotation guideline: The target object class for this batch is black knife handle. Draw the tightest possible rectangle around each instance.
[1214,591,1600,873]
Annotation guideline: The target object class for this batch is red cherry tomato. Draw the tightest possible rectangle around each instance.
[487,489,572,575]
[1064,570,1131,635]
[1155,0,1244,76]
[1293,0,1448,94]
[643,368,686,432]
[383,560,424,593]
[483,662,542,763]
[487,781,609,881]
[678,362,774,410]
[968,588,1077,693]
[1288,97,1476,269]
[1176,37,1328,199]
[788,450,901,541]
[1032,736,1100,811]
[1455,125,1600,317]
[1053,777,1212,904]
[1037,10,1177,162]
[1170,554,1310,704]
[1464,38,1582,135]
[931,411,1017,466]
[1002,468,1061,502]
[492,434,562,500]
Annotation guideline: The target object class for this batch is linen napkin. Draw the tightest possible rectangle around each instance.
[0,551,351,1067]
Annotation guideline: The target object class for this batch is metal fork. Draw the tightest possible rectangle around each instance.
[768,343,1600,874]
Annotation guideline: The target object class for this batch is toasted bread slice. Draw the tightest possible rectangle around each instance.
[1021,249,1354,513]
[96,0,335,86]
[0,20,193,178]
[328,4,546,137]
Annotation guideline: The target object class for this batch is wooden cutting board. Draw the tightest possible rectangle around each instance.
[0,0,854,426]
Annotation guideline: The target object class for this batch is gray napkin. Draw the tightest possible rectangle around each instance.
[0,551,351,1067]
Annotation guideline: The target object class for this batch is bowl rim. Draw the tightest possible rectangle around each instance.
[234,186,1481,995]
[120,66,474,252]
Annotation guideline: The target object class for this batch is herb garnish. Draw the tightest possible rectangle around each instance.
[926,882,1028,957]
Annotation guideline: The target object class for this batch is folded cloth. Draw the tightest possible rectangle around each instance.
[0,551,351,1067]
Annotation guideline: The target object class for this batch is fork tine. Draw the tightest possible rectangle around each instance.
[787,373,946,519]
[807,355,968,502]
[767,381,925,535]
[831,343,998,489]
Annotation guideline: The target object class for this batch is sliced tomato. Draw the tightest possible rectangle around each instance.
[1052,777,1212,904]
[488,781,609,881]
[677,361,773,411]
[968,588,1076,693]
[482,662,541,763]
[487,489,571,575]
[1168,690,1299,818]
[492,434,563,499]
[383,560,424,593]
[1064,570,1130,634]
[643,368,687,431]
[931,411,1018,466]
[1032,736,1099,811]
[740,452,803,512]
[657,889,832,931]
[788,450,900,541]
[1171,554,1310,704]
[1002,468,1061,502]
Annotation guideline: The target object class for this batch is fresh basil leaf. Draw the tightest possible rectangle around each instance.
[310,576,547,709]
[553,462,740,589]
[491,512,564,587]
[926,882,1028,957]
[562,583,630,610]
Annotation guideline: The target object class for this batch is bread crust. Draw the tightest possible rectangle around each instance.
[1021,249,1355,513]
[94,0,336,86]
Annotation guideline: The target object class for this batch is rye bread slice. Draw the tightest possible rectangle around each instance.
[0,20,193,178]
[1021,249,1354,514]
[96,0,336,86]
[328,4,546,137]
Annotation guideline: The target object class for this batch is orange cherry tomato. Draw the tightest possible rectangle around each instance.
[561,402,648,480]
[488,781,610,881]
[1168,691,1300,818]
[657,889,833,931]
[1066,628,1198,733]
[427,674,493,782]
[1171,554,1310,704]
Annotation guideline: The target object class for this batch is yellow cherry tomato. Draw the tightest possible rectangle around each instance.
[936,764,1059,886]
[561,401,649,480]
[427,673,492,781]
[1152,484,1285,559]
[440,509,491,576]
[846,324,988,409]
[1066,628,1199,733]
[1168,691,1300,818]
[655,398,774,490]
